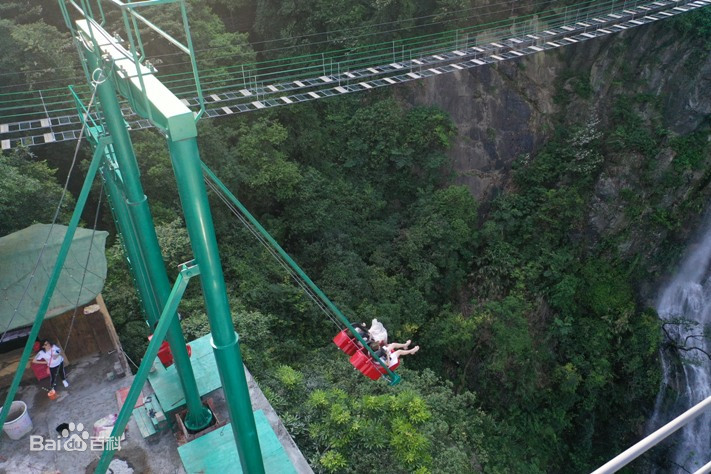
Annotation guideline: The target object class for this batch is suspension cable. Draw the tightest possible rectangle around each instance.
[203,177,345,330]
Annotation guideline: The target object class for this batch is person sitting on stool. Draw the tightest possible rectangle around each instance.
[32,340,69,390]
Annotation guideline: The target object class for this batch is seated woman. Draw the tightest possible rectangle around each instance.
[353,322,372,345]
[33,339,69,391]
[368,319,388,346]
[376,340,419,368]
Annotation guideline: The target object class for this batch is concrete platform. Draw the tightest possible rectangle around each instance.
[147,334,222,413]
[0,335,312,473]
[0,353,184,473]
[148,334,311,474]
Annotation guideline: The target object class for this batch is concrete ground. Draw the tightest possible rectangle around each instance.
[0,344,312,474]
[0,353,184,474]
[185,367,313,474]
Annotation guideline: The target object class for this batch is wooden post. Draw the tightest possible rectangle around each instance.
[95,294,131,374]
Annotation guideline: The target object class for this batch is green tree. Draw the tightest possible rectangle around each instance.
[0,147,74,236]
[101,240,147,364]
[260,358,490,474]
[123,1,255,82]
[396,185,478,304]
[0,19,77,90]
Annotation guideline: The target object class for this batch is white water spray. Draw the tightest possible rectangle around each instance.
[650,221,711,472]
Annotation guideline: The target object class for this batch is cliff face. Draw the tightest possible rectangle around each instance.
[402,20,711,201]
[401,17,711,290]
[401,51,558,199]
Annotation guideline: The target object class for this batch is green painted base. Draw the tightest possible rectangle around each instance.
[148,334,223,412]
[183,405,213,432]
[178,410,296,474]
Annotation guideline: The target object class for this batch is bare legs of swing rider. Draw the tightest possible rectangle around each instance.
[378,340,419,367]
[353,321,420,367]
[386,340,420,356]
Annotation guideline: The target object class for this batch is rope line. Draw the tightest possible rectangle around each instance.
[203,177,345,331]
[120,346,140,370]
[203,178,340,326]
[203,172,399,382]
[63,179,104,353]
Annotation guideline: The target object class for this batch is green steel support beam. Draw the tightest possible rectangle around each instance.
[0,138,108,434]
[76,18,197,139]
[99,155,162,326]
[71,13,263,471]
[95,260,200,474]
[83,47,211,432]
[169,137,265,474]
[201,164,401,385]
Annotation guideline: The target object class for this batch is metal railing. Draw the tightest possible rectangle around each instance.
[592,395,711,474]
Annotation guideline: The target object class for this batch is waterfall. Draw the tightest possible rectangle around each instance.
[649,221,711,472]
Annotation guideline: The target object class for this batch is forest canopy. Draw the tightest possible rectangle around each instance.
[2,1,711,473]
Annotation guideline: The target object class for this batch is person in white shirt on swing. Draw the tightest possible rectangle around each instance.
[32,340,69,390]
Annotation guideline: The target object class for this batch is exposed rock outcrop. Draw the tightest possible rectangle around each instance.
[400,21,711,203]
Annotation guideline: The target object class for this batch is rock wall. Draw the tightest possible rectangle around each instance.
[400,52,559,199]
[399,20,711,202]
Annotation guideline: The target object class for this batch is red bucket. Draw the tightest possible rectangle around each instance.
[148,335,179,367]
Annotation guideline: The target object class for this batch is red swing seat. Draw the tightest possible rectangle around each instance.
[348,347,400,381]
[350,350,400,380]
[332,329,359,355]
[334,329,399,381]
[349,350,382,380]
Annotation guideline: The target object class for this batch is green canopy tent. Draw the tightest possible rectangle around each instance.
[0,223,108,340]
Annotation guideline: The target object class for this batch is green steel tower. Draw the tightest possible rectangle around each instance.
[58,1,264,472]
[0,2,398,472]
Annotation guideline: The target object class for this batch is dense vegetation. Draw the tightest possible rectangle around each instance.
[2,0,710,472]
